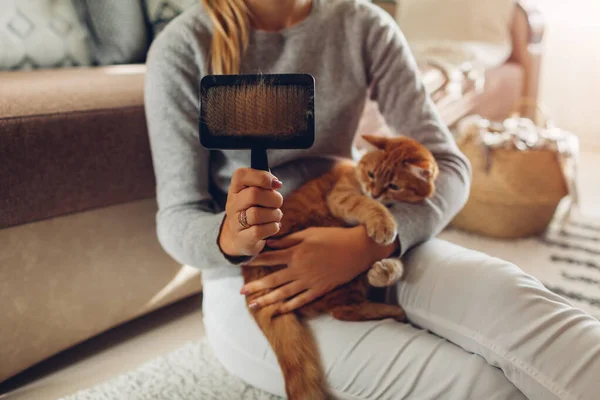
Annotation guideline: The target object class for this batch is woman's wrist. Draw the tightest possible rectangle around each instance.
[218,217,236,256]
[218,215,251,261]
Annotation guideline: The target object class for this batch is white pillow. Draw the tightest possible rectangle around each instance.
[396,0,515,69]
[74,0,149,65]
[144,0,199,37]
[0,0,91,70]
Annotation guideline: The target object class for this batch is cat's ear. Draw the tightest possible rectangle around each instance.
[407,164,433,182]
[361,134,388,150]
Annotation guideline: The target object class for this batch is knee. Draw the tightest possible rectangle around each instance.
[412,240,546,311]
[452,254,559,330]
[407,239,539,299]
[476,257,541,303]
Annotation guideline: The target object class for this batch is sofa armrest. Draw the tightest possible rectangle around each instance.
[516,0,545,46]
[509,0,546,119]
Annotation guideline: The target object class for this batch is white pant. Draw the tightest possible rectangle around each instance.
[202,239,600,400]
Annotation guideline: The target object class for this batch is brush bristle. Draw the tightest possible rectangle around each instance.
[204,81,311,137]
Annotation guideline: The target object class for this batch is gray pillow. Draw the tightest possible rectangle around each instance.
[0,0,92,70]
[143,0,198,38]
[74,0,149,65]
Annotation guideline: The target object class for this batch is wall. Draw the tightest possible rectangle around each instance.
[536,0,600,150]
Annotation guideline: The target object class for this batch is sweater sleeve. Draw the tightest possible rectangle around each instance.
[144,27,243,269]
[362,5,472,256]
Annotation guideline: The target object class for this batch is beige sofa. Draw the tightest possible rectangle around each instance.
[0,1,544,384]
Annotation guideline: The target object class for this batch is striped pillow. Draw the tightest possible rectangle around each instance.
[0,0,91,70]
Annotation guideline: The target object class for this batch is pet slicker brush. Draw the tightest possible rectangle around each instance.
[199,74,316,171]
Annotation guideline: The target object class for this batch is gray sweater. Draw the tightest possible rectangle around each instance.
[144,0,471,281]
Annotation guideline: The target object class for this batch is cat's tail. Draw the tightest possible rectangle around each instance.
[253,304,327,400]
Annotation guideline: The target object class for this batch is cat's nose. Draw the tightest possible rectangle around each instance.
[372,189,383,199]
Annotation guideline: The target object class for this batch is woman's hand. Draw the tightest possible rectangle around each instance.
[219,168,284,257]
[241,226,399,313]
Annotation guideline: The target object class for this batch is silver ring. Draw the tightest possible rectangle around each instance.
[238,209,251,229]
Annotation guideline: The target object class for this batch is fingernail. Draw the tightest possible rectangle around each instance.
[271,179,283,189]
[249,302,259,310]
[240,287,248,295]
[277,222,282,229]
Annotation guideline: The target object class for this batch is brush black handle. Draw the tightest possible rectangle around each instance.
[251,148,270,172]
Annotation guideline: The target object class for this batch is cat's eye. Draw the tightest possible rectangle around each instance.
[388,183,400,191]
[368,171,374,179]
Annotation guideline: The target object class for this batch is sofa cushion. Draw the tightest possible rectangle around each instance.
[0,0,91,70]
[396,0,514,68]
[0,66,155,229]
[74,0,150,65]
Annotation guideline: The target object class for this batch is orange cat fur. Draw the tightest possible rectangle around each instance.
[241,135,439,399]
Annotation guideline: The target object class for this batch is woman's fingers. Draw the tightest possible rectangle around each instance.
[232,187,284,212]
[241,267,293,295]
[244,207,283,227]
[247,280,305,310]
[230,168,282,193]
[239,222,281,244]
[221,167,284,257]
[231,207,283,234]
[266,229,311,249]
[244,248,292,267]
[277,289,319,314]
[266,235,303,249]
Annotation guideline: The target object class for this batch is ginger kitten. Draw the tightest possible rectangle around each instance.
[241,135,439,399]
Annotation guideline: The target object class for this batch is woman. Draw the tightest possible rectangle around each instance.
[144,0,600,398]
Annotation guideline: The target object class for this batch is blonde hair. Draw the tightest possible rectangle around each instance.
[201,0,250,75]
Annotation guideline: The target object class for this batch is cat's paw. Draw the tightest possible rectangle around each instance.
[368,258,404,287]
[365,215,397,245]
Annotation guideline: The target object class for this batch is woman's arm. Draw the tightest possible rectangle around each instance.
[145,27,236,269]
[362,4,472,256]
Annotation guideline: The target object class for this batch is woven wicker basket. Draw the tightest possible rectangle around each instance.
[451,103,575,239]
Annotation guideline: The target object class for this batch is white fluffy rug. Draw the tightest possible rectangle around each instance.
[59,338,281,400]
[62,212,600,400]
